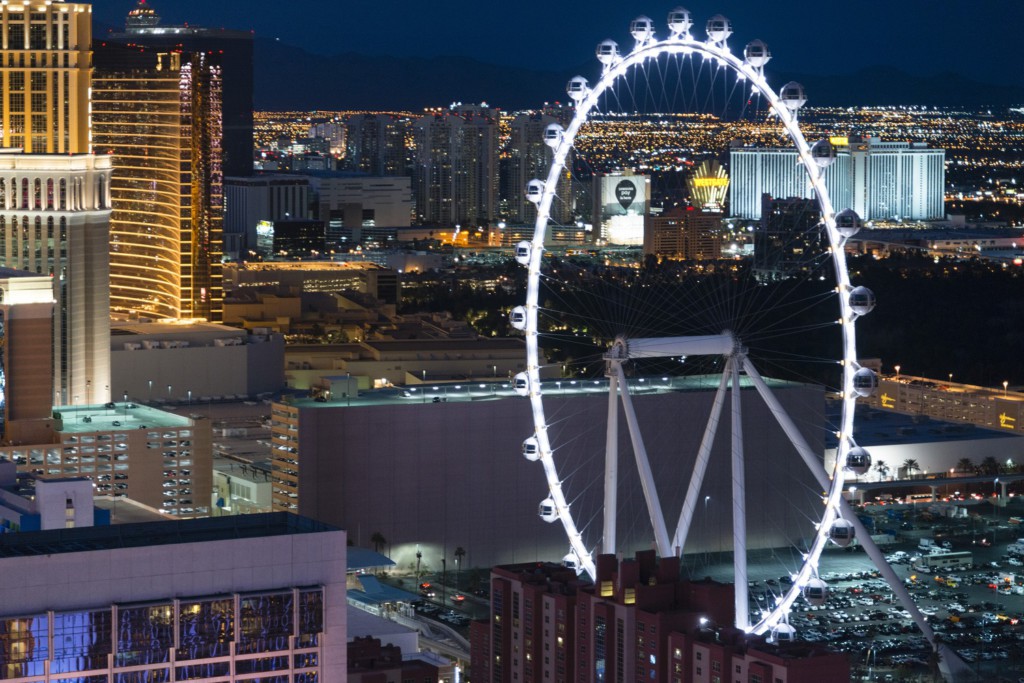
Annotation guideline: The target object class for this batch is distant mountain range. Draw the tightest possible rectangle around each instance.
[254,37,1024,112]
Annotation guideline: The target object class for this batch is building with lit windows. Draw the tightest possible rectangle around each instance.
[413,105,499,227]
[592,172,650,245]
[644,208,721,261]
[93,44,224,322]
[729,136,944,222]
[223,261,399,304]
[111,0,254,178]
[0,150,112,406]
[0,3,112,406]
[0,2,91,155]
[223,175,309,257]
[0,463,105,531]
[753,196,824,281]
[507,112,573,225]
[0,512,347,681]
[343,114,408,177]
[304,173,413,249]
[472,552,848,683]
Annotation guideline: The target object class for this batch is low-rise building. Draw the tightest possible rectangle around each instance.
[111,320,285,401]
[0,461,107,532]
[0,512,347,680]
[1,402,212,518]
[348,636,441,683]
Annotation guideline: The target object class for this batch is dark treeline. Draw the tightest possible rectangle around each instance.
[852,252,1024,388]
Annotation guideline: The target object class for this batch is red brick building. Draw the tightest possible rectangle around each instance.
[349,636,440,683]
[472,551,847,683]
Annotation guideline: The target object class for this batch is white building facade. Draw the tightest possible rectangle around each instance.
[0,152,112,405]
[729,136,944,222]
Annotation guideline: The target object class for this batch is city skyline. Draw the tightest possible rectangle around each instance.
[93,0,1024,89]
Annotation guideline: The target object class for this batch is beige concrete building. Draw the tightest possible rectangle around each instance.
[110,320,285,401]
[864,374,1024,435]
[1,402,212,517]
[0,151,112,405]
[0,269,54,445]
[285,337,528,390]
[0,4,111,405]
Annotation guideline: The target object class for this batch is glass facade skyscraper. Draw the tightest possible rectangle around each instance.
[93,46,224,322]
[0,588,324,681]
[0,513,347,681]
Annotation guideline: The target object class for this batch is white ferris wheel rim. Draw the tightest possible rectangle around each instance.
[518,19,861,636]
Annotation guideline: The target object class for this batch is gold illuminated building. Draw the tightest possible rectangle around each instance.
[0,2,91,154]
[687,159,729,210]
[93,46,224,321]
[0,2,111,406]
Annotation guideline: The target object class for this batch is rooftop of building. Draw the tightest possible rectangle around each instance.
[837,403,1023,448]
[54,402,192,434]
[110,320,247,337]
[856,227,1024,241]
[289,374,804,410]
[228,261,388,272]
[0,511,337,559]
[0,267,47,280]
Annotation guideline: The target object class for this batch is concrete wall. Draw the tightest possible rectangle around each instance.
[113,335,285,400]
[292,384,824,571]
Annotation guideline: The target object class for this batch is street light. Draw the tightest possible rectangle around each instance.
[895,364,901,379]
[1004,380,1009,397]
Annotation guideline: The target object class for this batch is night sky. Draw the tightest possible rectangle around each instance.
[96,1,1024,84]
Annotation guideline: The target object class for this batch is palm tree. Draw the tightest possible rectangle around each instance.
[955,458,975,474]
[370,531,387,555]
[902,459,920,478]
[874,461,890,481]
[980,456,1001,476]
[454,546,466,589]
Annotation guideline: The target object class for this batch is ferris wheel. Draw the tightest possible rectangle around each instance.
[508,8,952,650]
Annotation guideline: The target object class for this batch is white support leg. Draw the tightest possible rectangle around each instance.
[671,361,732,555]
[730,357,749,631]
[604,366,620,555]
[740,358,976,680]
[614,363,673,557]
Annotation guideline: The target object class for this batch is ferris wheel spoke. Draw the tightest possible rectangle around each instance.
[741,356,830,490]
[671,363,731,555]
[613,361,672,557]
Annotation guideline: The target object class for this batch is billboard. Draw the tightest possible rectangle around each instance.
[594,173,649,245]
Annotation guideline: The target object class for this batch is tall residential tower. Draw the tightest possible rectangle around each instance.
[413,104,498,227]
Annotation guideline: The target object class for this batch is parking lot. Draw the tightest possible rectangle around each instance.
[688,498,1024,681]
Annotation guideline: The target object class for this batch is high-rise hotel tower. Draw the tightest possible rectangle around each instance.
[0,2,111,406]
[93,44,224,322]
